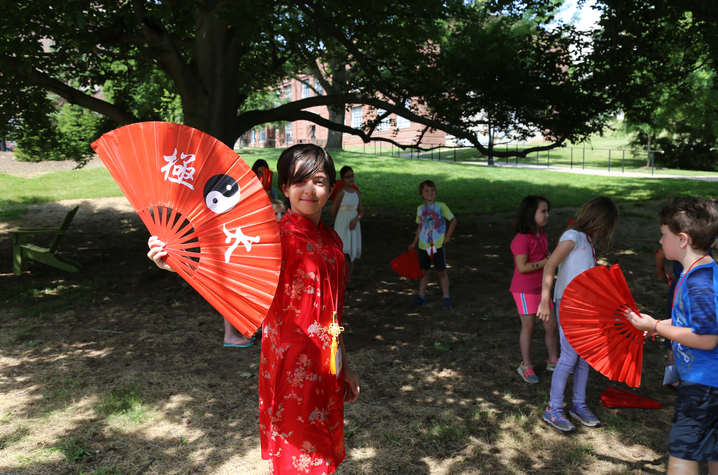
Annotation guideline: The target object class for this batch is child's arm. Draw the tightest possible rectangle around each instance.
[444,217,457,245]
[626,310,718,350]
[147,236,175,272]
[409,224,420,250]
[349,194,364,231]
[537,239,575,321]
[655,248,668,284]
[330,189,345,217]
[515,254,549,274]
[340,335,360,402]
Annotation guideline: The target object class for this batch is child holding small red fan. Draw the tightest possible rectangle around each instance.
[510,195,558,384]
[537,196,620,432]
[627,197,718,475]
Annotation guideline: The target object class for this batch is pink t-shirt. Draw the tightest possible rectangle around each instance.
[509,230,549,294]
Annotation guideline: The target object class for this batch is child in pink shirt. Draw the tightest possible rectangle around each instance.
[510,195,559,383]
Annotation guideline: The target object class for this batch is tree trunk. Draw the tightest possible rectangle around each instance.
[646,133,651,167]
[169,8,243,147]
[325,106,345,150]
[264,127,276,148]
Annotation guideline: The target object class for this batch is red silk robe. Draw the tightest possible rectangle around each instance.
[259,210,347,474]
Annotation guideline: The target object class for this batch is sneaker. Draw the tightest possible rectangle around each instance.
[569,403,601,427]
[443,297,453,309]
[409,296,426,307]
[544,406,576,432]
[546,359,558,372]
[517,363,539,384]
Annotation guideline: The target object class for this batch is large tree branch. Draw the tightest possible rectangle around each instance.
[1,55,140,125]
[292,1,400,104]
[131,0,199,98]
[238,94,566,157]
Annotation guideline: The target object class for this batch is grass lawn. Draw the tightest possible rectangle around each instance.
[3,149,717,221]
[0,168,122,220]
[234,149,718,215]
[1,151,715,474]
[347,125,718,177]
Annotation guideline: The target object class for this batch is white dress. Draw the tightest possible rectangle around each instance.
[334,190,362,261]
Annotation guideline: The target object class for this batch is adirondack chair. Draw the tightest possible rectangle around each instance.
[11,206,82,276]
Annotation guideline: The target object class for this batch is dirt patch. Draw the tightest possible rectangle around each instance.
[0,151,106,178]
[0,197,680,474]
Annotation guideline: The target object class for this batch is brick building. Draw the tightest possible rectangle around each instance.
[238,75,447,149]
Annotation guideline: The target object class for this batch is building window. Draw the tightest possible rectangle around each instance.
[250,130,256,144]
[285,123,292,144]
[397,115,410,128]
[397,100,411,128]
[284,85,292,101]
[377,109,390,131]
[302,82,311,98]
[310,125,316,139]
[314,79,323,95]
[259,128,266,143]
[351,107,362,128]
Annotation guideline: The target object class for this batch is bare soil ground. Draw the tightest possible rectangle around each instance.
[0,156,690,474]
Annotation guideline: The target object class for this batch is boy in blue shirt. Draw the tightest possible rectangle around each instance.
[627,196,718,475]
[408,180,457,309]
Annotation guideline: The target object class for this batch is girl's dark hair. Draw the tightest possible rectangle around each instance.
[251,159,269,174]
[569,196,620,249]
[339,166,353,179]
[515,195,550,234]
[277,144,336,209]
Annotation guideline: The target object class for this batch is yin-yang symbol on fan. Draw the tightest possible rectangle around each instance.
[204,175,240,214]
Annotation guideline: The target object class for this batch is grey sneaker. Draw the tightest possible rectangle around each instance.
[569,403,601,427]
[544,406,576,432]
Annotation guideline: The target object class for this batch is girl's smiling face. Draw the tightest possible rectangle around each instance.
[534,200,550,229]
[282,164,332,224]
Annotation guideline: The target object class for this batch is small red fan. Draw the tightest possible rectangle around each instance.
[91,122,281,336]
[560,264,644,387]
[328,180,360,201]
[600,387,661,409]
[260,167,273,195]
[390,248,422,279]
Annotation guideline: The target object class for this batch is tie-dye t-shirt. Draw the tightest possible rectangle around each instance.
[415,202,454,250]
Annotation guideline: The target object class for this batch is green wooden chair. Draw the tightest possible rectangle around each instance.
[11,206,82,276]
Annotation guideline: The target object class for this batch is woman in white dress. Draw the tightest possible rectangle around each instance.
[331,166,363,290]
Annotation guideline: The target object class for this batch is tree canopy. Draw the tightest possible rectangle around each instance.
[2,0,716,161]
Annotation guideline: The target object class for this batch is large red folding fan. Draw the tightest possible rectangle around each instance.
[390,248,422,279]
[91,122,281,336]
[560,264,644,387]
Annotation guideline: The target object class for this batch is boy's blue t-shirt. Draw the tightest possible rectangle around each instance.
[415,202,454,250]
[672,261,718,388]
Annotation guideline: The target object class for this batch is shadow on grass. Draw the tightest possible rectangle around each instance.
[0,189,681,473]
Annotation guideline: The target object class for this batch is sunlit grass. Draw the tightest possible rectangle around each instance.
[3,147,718,221]
[99,384,157,427]
[233,149,718,216]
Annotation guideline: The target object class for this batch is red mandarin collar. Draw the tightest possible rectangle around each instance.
[284,209,326,237]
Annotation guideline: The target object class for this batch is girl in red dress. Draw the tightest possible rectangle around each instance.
[148,144,360,474]
[259,144,360,474]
